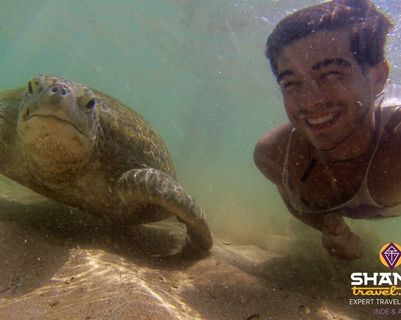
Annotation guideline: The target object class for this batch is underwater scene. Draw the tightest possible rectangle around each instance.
[1,0,401,319]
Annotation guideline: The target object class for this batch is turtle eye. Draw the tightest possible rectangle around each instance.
[86,98,96,110]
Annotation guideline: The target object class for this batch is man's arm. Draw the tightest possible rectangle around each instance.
[254,129,363,260]
[276,183,363,260]
[276,183,325,231]
[253,126,327,231]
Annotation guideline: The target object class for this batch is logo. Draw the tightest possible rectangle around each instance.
[380,243,401,270]
[350,242,401,297]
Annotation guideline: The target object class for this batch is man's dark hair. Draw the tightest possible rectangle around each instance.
[266,0,393,77]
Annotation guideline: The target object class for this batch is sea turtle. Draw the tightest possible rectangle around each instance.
[0,75,213,254]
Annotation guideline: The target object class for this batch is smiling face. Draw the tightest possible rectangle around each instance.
[276,29,387,151]
[17,75,99,164]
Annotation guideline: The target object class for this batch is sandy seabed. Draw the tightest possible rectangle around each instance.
[0,187,390,320]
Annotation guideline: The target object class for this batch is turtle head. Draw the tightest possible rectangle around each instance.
[17,75,100,164]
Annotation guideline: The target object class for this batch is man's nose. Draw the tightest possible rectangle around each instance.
[300,81,327,112]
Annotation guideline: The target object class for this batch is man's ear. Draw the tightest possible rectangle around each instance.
[367,61,389,95]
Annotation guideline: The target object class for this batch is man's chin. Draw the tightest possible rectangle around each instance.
[310,135,350,151]
[313,141,339,151]
[303,130,346,151]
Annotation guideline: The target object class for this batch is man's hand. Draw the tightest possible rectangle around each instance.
[321,213,364,260]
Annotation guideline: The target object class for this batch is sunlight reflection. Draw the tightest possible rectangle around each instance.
[1,249,203,319]
[317,307,356,320]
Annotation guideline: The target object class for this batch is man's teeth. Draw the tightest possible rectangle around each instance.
[306,113,335,125]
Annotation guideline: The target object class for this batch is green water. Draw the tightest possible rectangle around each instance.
[1,0,401,263]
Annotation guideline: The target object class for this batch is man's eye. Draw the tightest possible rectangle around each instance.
[280,80,300,90]
[322,71,344,81]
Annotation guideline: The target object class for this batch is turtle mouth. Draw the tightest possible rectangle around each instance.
[25,114,85,136]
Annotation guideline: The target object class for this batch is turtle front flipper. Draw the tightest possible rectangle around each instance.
[117,168,213,254]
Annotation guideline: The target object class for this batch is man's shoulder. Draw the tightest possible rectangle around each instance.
[255,122,293,152]
[253,123,293,184]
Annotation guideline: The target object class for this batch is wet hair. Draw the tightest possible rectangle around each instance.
[266,0,393,77]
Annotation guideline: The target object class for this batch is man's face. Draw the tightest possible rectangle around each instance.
[276,29,378,150]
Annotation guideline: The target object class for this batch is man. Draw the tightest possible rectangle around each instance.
[254,0,399,260]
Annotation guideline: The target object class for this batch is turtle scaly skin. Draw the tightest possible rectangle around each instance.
[0,75,213,254]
